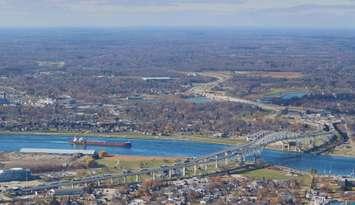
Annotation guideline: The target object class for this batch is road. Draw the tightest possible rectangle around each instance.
[187,71,283,111]
[187,71,326,114]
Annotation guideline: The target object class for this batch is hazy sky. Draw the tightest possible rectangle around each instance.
[1,0,355,28]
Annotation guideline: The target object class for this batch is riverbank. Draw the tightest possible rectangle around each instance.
[0,130,245,145]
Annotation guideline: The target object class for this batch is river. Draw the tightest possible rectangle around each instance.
[0,134,226,157]
[261,149,355,177]
[0,134,354,177]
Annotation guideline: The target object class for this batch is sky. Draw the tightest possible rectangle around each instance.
[0,0,355,28]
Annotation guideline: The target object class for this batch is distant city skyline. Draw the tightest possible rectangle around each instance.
[0,0,355,28]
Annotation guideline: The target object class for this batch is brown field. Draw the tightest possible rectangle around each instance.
[235,71,304,79]
[0,153,94,173]
[108,155,180,161]
[96,155,181,170]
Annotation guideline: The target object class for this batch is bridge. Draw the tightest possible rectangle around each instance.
[9,128,335,196]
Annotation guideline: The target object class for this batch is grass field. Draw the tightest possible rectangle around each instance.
[96,155,179,171]
[241,167,312,186]
[235,71,304,79]
[331,142,355,157]
[241,168,290,180]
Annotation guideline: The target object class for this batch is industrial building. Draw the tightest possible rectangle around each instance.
[0,168,35,182]
[0,93,9,105]
[142,77,172,81]
[20,148,98,157]
[52,188,85,196]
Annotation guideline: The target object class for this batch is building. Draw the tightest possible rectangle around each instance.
[127,95,144,100]
[0,93,9,105]
[142,77,172,81]
[52,188,85,196]
[0,168,35,182]
[20,148,98,157]
[0,98,9,105]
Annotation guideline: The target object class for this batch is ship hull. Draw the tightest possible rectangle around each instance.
[70,141,132,148]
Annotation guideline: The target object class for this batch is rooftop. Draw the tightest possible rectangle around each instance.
[142,77,172,81]
[20,148,97,155]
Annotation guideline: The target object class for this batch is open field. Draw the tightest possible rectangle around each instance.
[241,167,293,180]
[235,71,304,79]
[96,155,180,171]
[0,153,95,173]
[240,167,312,186]
[264,87,307,97]
[331,142,355,157]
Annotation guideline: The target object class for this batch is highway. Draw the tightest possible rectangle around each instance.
[187,71,325,114]
[187,71,283,112]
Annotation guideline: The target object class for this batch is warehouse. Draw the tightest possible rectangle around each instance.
[0,168,36,182]
[20,148,98,158]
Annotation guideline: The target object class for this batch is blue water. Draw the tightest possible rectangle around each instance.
[262,149,355,177]
[184,96,211,104]
[0,134,354,176]
[328,201,355,205]
[281,92,306,100]
[260,91,306,104]
[0,134,227,157]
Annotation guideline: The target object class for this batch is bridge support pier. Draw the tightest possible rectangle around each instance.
[224,152,228,165]
[152,172,156,180]
[241,155,245,163]
[193,165,197,175]
[182,166,186,177]
[281,142,290,151]
[135,175,139,182]
[215,156,218,169]
[281,141,291,151]
[236,155,241,164]
[169,169,172,179]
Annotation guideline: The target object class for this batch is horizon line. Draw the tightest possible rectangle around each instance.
[0,25,355,31]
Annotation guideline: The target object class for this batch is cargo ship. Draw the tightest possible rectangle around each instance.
[70,137,132,148]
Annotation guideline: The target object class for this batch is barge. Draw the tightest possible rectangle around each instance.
[70,137,132,148]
